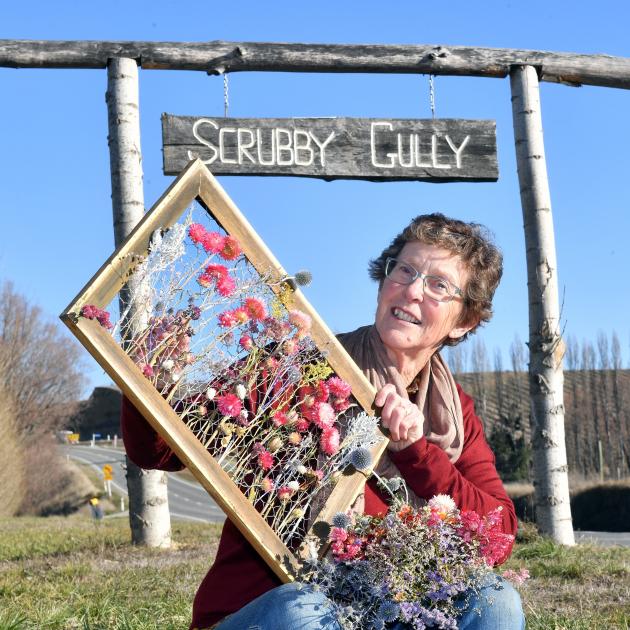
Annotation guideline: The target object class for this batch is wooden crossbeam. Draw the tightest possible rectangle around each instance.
[1,39,630,89]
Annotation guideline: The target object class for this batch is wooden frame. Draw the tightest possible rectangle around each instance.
[61,159,387,580]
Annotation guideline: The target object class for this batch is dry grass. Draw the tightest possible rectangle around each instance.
[0,516,628,629]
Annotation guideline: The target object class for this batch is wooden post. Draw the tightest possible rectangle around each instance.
[510,65,574,545]
[106,57,171,548]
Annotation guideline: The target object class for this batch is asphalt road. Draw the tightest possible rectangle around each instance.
[63,443,225,523]
[64,443,629,546]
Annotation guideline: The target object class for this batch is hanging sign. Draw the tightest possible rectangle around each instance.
[162,115,498,182]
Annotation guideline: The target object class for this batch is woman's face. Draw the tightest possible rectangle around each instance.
[374,241,474,367]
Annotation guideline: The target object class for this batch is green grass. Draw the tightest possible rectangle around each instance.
[0,516,628,629]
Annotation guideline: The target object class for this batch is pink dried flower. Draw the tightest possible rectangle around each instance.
[202,231,225,254]
[272,411,289,427]
[295,418,310,432]
[216,275,236,297]
[327,376,352,400]
[277,486,294,502]
[315,380,330,402]
[219,235,242,260]
[311,402,335,430]
[502,568,530,586]
[218,310,237,328]
[320,426,340,455]
[188,223,208,245]
[330,527,348,543]
[204,263,228,279]
[288,309,312,334]
[197,273,213,288]
[233,307,249,324]
[141,363,154,378]
[244,297,267,321]
[216,393,242,417]
[80,304,113,329]
[257,448,274,471]
[239,334,254,350]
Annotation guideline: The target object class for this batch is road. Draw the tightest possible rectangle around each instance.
[63,443,225,523]
[64,443,630,546]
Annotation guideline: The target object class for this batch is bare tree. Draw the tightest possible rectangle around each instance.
[0,281,85,514]
[511,65,573,544]
[470,338,489,427]
[446,343,467,375]
[493,347,506,416]
[563,334,583,475]
[509,334,527,374]
[106,57,171,548]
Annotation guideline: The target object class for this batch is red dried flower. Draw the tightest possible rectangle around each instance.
[244,297,267,321]
[216,393,242,417]
[216,275,236,297]
[220,235,242,260]
[320,426,340,455]
[202,231,225,254]
[189,223,208,245]
[239,334,254,350]
[327,376,352,400]
[218,310,237,328]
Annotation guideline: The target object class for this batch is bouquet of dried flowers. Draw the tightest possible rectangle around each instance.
[304,480,517,630]
[79,205,383,544]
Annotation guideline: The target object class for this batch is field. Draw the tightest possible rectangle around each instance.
[0,515,628,630]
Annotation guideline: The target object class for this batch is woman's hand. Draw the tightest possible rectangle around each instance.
[375,384,424,452]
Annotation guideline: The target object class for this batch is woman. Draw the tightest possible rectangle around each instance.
[122,213,525,629]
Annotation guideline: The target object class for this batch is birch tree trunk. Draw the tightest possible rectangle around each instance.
[510,64,575,545]
[106,57,171,548]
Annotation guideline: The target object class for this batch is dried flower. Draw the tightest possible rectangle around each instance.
[267,436,282,453]
[220,235,242,260]
[288,431,302,445]
[202,231,225,254]
[257,448,274,471]
[327,376,352,400]
[218,310,237,328]
[348,447,372,471]
[234,383,247,400]
[205,387,217,400]
[216,393,242,417]
[261,477,275,493]
[239,334,254,350]
[244,297,267,321]
[320,426,340,455]
[288,309,312,334]
[331,512,352,529]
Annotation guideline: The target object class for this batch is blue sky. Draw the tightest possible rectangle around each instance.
[1,1,629,393]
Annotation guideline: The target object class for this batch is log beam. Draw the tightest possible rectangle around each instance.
[1,39,630,89]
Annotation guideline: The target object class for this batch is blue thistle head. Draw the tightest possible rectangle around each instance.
[349,447,372,470]
[377,601,400,623]
[331,512,352,529]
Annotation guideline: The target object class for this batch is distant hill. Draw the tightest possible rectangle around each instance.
[456,369,630,480]
[71,386,122,440]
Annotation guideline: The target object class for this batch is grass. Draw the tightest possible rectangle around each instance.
[0,516,628,629]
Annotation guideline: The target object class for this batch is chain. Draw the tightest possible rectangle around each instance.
[223,72,229,118]
[429,74,436,118]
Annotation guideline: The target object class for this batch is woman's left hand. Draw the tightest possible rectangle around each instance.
[375,384,424,452]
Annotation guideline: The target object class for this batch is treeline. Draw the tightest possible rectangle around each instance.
[0,281,86,515]
[447,333,630,482]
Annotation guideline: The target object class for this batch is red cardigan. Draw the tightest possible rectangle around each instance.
[121,385,517,630]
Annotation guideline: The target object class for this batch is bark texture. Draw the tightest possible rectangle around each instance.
[510,65,574,544]
[106,57,171,548]
[1,40,630,89]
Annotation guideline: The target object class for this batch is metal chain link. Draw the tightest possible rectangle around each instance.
[223,72,229,118]
[429,74,436,118]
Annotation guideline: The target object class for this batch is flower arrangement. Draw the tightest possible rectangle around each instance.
[78,205,382,544]
[304,482,519,630]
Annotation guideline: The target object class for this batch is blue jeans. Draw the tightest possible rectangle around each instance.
[214,577,525,630]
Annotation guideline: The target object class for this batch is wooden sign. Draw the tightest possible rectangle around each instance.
[61,159,386,582]
[162,115,498,182]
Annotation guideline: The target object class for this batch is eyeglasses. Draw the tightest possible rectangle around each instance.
[384,257,463,303]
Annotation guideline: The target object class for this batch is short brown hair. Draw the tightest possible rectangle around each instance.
[368,213,503,346]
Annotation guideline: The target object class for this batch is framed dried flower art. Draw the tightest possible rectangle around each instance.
[61,159,387,581]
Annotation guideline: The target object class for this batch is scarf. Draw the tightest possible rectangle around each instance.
[337,325,464,510]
